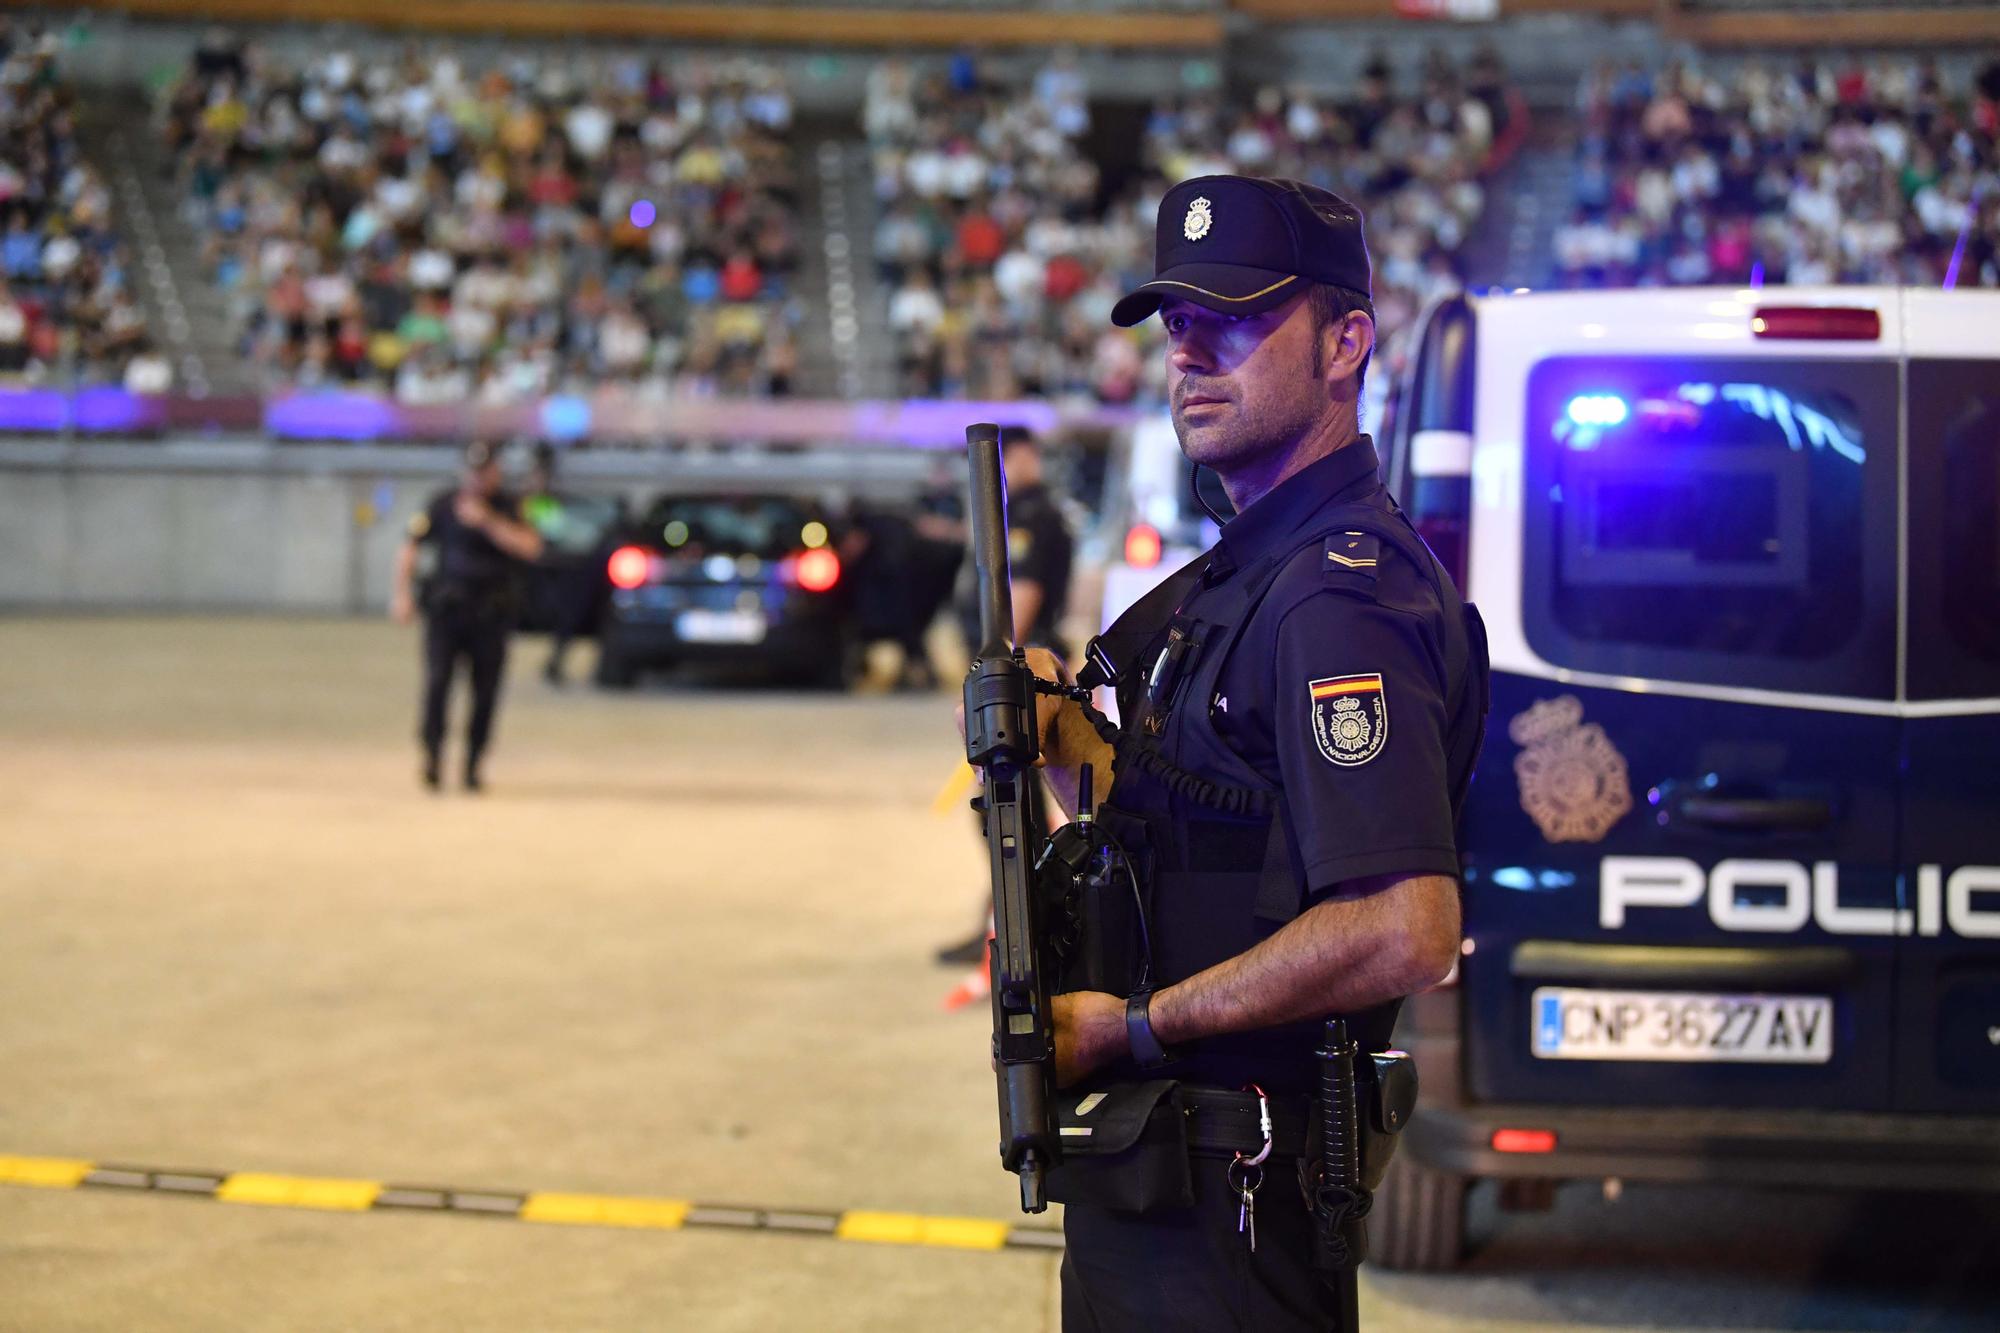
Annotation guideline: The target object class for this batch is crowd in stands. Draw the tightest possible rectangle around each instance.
[0,19,168,391]
[867,49,1518,406]
[165,32,803,401]
[1557,58,2000,290]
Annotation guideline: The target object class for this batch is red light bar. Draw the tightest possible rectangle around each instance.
[1751,306,1880,341]
[1491,1128,1557,1154]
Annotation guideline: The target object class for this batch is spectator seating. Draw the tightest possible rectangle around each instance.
[1557,57,1999,290]
[0,18,165,390]
[866,48,1519,405]
[164,34,803,400]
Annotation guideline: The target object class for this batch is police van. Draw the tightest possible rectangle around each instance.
[1366,286,2000,1269]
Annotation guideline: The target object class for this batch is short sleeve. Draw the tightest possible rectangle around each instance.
[1273,591,1460,899]
[1008,521,1045,584]
[407,501,437,543]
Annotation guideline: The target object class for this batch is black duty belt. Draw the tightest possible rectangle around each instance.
[1181,1085,1313,1159]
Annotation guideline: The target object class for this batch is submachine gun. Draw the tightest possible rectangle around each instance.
[960,421,1064,1213]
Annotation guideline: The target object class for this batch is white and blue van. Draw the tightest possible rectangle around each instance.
[1369,286,2000,1268]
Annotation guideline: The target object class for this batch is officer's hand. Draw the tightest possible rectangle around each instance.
[454,492,493,528]
[1022,647,1072,765]
[390,590,415,626]
[1052,990,1129,1088]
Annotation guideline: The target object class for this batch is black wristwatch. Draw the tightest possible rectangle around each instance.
[1125,990,1177,1069]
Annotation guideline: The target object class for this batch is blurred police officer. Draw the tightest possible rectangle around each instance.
[391,440,545,791]
[954,425,1074,655]
[1024,176,1488,1330]
[520,442,597,686]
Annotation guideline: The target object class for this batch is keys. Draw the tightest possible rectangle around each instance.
[1228,1158,1263,1253]
[1227,1084,1273,1255]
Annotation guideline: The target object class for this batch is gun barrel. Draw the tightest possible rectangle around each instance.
[965,422,1013,659]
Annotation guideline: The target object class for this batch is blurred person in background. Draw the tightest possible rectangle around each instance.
[953,425,1073,660]
[392,440,544,792]
[904,455,972,692]
[519,441,598,687]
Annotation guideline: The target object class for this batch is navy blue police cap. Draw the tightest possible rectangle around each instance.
[1111,175,1372,328]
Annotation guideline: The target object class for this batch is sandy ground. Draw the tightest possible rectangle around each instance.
[1,617,1994,1331]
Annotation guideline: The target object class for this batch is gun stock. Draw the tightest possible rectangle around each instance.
[960,421,1059,1213]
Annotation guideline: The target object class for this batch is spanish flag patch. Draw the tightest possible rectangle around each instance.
[1308,673,1387,766]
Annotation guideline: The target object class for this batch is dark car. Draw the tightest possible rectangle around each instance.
[1364,288,2000,1269]
[594,494,856,689]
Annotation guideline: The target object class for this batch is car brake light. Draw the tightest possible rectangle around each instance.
[607,545,650,590]
[1751,306,1880,341]
[1491,1128,1557,1154]
[794,547,840,593]
[1124,523,1163,569]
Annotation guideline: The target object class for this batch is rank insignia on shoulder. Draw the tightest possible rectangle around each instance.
[1308,672,1387,767]
[1323,531,1380,589]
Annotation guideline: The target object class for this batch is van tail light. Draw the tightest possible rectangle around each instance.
[607,545,651,590]
[792,547,841,593]
[1124,523,1163,569]
[1751,306,1880,341]
[1491,1128,1557,1154]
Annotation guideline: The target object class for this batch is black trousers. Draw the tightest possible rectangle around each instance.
[1061,1156,1348,1333]
[420,604,509,766]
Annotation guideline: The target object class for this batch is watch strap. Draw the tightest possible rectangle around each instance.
[1125,990,1175,1069]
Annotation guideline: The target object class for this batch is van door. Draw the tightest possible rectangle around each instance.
[1898,352,2000,1113]
[1461,353,1903,1112]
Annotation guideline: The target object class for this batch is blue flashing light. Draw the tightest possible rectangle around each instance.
[540,395,593,442]
[1565,393,1629,429]
[265,392,399,441]
[629,199,657,229]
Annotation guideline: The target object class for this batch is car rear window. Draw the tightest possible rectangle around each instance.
[642,497,815,558]
[1907,359,2000,701]
[1522,357,1898,698]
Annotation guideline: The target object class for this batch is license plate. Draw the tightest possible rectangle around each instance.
[675,609,767,644]
[1530,987,1833,1064]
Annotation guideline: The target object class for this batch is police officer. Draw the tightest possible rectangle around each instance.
[1023,176,1488,1331]
[391,440,545,791]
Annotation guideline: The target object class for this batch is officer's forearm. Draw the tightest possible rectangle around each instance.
[1012,580,1044,644]
[483,515,545,561]
[1147,873,1460,1045]
[393,542,417,599]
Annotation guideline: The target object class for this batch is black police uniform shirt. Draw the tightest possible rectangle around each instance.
[1119,437,1462,1090]
[409,489,524,611]
[1005,482,1074,649]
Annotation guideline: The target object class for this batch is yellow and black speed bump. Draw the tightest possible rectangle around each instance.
[0,1155,1064,1254]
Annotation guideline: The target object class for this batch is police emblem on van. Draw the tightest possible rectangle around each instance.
[1511,696,1632,843]
[1309,674,1386,766]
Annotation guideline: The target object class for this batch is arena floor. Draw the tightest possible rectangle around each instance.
[2,618,1994,1332]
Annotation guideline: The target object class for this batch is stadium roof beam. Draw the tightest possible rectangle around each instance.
[52,0,1225,49]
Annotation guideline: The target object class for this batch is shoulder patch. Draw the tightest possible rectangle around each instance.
[1308,673,1387,766]
[1322,531,1380,592]
[407,511,431,540]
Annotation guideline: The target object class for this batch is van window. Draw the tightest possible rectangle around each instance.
[1522,357,1898,698]
[1907,360,2000,700]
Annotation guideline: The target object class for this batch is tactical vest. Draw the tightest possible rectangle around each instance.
[1067,502,1490,1070]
